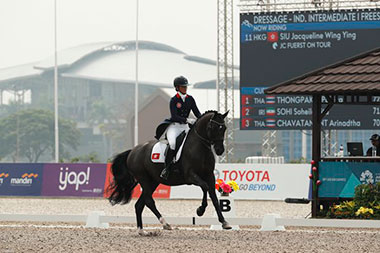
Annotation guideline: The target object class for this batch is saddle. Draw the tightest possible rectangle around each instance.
[151,130,187,164]
[155,119,171,140]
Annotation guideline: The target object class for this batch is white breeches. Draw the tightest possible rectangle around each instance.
[166,123,189,150]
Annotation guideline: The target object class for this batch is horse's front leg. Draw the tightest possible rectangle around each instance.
[207,177,232,230]
[185,172,209,215]
[197,188,208,216]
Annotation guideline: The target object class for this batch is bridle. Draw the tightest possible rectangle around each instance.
[194,115,225,148]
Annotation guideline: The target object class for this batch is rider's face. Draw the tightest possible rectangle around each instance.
[178,85,187,94]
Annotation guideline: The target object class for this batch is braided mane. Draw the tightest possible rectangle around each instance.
[195,110,219,123]
[193,110,223,126]
[199,110,218,118]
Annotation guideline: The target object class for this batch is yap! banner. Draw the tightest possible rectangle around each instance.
[0,163,44,196]
[41,163,107,197]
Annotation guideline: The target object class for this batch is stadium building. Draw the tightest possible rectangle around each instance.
[0,41,267,162]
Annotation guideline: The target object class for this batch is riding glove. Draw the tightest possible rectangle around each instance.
[186,118,196,124]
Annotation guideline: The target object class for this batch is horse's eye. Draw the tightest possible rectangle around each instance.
[219,126,223,129]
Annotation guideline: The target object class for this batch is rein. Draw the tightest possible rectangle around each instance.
[193,117,225,149]
[194,126,212,149]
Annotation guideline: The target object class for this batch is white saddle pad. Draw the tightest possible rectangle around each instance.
[151,135,188,163]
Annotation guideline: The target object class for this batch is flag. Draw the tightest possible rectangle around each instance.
[266,119,276,127]
[152,153,160,160]
[267,32,278,42]
[266,108,276,116]
[266,96,276,104]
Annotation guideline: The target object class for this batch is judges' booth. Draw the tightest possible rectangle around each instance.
[265,47,380,217]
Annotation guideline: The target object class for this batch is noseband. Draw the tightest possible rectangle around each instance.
[194,116,225,149]
[208,119,225,143]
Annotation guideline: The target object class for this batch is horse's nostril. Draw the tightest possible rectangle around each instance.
[215,147,224,156]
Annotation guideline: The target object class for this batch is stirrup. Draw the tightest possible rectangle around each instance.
[160,168,170,180]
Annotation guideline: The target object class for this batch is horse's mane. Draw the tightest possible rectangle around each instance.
[199,110,218,118]
[194,110,218,124]
[192,110,222,129]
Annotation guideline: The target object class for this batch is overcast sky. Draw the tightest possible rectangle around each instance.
[0,0,240,69]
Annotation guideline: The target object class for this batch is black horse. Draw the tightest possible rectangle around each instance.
[108,110,231,235]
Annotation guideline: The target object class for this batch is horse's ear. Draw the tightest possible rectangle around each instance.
[222,111,229,119]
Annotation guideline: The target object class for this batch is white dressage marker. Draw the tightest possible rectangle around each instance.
[85,211,109,228]
[260,213,285,231]
[210,195,240,230]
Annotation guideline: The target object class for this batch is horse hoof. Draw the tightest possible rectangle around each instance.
[222,221,232,230]
[163,223,172,230]
[196,207,205,217]
[138,229,148,236]
[138,229,162,236]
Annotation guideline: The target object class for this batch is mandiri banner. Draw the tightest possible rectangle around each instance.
[0,163,44,196]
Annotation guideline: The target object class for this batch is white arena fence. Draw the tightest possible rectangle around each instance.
[1,212,380,231]
[245,156,285,164]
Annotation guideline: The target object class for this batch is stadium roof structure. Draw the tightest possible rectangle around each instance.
[265,47,380,95]
[0,62,42,84]
[0,41,238,87]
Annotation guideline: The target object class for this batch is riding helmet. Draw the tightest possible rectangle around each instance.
[370,134,380,141]
[173,76,189,87]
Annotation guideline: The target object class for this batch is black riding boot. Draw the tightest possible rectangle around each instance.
[160,148,175,180]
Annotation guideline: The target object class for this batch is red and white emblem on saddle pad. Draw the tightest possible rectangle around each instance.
[176,102,182,108]
[152,153,160,160]
[151,136,188,164]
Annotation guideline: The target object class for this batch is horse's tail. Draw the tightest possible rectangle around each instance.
[108,149,137,205]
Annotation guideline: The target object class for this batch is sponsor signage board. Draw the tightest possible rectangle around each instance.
[0,163,309,200]
[103,163,113,198]
[0,163,44,196]
[41,163,106,197]
[103,163,171,199]
[319,161,380,198]
[170,163,310,200]
[132,184,171,199]
[240,9,380,130]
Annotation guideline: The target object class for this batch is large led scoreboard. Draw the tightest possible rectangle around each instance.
[240,8,380,130]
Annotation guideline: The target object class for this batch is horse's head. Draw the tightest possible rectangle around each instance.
[195,110,229,156]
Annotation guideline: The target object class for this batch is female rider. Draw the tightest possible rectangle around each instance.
[160,76,202,180]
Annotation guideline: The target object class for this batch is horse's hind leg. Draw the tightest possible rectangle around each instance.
[140,180,172,230]
[135,195,162,236]
[135,195,145,230]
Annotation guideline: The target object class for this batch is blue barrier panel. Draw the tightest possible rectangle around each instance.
[319,162,380,198]
[0,163,44,196]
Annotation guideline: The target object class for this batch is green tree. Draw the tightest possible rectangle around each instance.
[0,109,80,162]
[68,151,101,163]
[87,100,127,155]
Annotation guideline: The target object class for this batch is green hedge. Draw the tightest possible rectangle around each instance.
[327,183,380,219]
